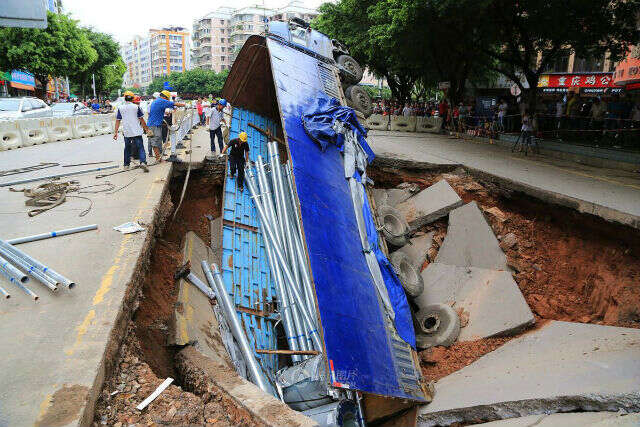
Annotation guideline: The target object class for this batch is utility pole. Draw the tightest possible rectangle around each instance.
[91,73,96,98]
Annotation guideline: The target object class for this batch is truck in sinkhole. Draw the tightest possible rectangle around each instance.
[215,18,429,426]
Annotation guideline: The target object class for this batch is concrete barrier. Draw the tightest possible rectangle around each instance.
[416,116,443,133]
[18,118,49,146]
[72,115,97,138]
[94,115,113,135]
[366,114,389,130]
[0,121,23,151]
[390,115,417,132]
[47,117,74,142]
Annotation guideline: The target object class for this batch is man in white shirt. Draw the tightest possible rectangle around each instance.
[207,99,227,156]
[113,91,150,171]
[402,104,412,117]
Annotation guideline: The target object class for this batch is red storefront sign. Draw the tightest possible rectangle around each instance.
[538,73,616,88]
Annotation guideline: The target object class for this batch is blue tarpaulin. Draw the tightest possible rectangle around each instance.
[302,95,416,348]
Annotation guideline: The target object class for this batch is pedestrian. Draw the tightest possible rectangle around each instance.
[196,98,204,126]
[146,90,185,163]
[497,98,507,132]
[402,104,412,117]
[113,91,149,172]
[206,98,228,156]
[221,131,250,192]
[91,98,101,112]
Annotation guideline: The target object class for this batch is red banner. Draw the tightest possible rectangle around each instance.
[538,73,615,88]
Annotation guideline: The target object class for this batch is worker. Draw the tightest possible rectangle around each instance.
[206,98,227,156]
[221,131,250,192]
[147,90,185,163]
[113,91,149,172]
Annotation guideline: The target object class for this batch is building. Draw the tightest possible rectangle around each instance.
[121,27,191,91]
[192,2,318,72]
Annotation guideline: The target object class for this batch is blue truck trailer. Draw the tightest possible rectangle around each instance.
[218,19,430,425]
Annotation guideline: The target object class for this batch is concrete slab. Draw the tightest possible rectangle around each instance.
[472,412,638,427]
[171,231,231,368]
[415,263,534,341]
[435,201,509,271]
[417,321,640,426]
[397,179,463,230]
[0,133,173,426]
[397,232,435,268]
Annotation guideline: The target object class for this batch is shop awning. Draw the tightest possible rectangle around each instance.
[613,53,640,90]
[10,81,35,91]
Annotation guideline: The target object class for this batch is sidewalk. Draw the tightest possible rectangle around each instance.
[367,130,640,229]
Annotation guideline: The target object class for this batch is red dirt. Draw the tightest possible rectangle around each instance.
[370,167,640,381]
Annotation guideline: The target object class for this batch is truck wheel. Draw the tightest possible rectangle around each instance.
[377,205,408,247]
[337,55,363,84]
[415,303,460,349]
[390,251,424,298]
[345,85,373,118]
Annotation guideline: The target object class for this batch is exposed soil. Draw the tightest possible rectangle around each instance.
[369,166,640,382]
[94,172,227,426]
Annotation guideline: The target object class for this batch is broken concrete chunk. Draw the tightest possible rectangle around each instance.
[396,232,435,268]
[417,321,640,427]
[435,202,509,271]
[397,179,464,230]
[473,412,636,427]
[397,182,420,192]
[484,206,507,223]
[372,187,416,207]
[500,232,518,250]
[414,263,534,341]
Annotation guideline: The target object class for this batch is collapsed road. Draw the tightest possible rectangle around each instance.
[0,18,639,427]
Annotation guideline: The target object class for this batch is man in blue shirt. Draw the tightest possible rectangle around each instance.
[147,90,185,162]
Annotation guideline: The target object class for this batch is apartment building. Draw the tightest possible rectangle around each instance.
[192,1,318,72]
[192,7,234,72]
[121,27,191,90]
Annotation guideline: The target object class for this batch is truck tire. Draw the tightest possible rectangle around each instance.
[345,85,373,118]
[337,54,363,84]
[415,303,460,349]
[390,251,424,298]
[377,205,409,247]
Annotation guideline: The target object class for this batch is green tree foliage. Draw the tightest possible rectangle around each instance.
[0,12,97,98]
[71,29,122,98]
[148,69,230,96]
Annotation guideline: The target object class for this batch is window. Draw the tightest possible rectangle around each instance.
[573,55,605,72]
[543,50,571,73]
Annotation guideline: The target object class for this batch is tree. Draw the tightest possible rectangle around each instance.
[71,29,122,98]
[0,12,97,99]
[148,69,230,96]
[471,0,640,111]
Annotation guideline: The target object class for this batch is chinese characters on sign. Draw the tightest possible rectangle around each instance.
[537,73,616,88]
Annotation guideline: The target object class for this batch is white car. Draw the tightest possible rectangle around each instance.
[0,97,52,119]
[50,102,94,117]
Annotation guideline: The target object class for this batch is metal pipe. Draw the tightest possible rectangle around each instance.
[0,165,119,187]
[205,261,270,394]
[0,254,28,283]
[246,167,322,350]
[186,272,215,299]
[0,268,38,300]
[0,246,58,292]
[0,239,74,289]
[7,225,98,245]
[0,285,9,299]
[247,168,302,362]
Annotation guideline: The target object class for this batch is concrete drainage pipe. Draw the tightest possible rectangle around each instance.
[415,303,460,349]
[390,251,424,298]
[377,205,409,247]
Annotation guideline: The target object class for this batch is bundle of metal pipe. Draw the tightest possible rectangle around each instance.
[245,142,321,362]
[0,238,75,299]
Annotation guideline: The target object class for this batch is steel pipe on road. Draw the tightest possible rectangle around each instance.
[0,239,74,289]
[7,225,98,245]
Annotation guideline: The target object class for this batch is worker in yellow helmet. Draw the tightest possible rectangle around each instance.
[147,89,185,163]
[221,131,250,192]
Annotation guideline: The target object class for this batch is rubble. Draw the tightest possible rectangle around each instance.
[397,179,464,230]
[417,321,640,426]
[474,412,640,427]
[396,232,435,268]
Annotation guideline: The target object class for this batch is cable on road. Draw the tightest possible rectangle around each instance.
[0,162,59,178]
[62,161,113,168]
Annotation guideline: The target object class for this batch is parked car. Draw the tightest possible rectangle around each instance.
[0,97,52,119]
[50,102,94,117]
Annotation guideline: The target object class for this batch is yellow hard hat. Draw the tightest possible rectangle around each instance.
[160,90,171,99]
[239,131,248,142]
[123,90,135,97]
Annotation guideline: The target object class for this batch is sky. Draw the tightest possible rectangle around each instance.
[62,0,329,44]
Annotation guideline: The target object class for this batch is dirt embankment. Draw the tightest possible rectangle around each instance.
[94,173,245,426]
[369,166,640,381]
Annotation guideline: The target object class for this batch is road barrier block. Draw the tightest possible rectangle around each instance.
[0,121,23,151]
[390,115,417,132]
[72,115,97,138]
[47,117,74,142]
[416,116,443,133]
[94,115,112,135]
[18,118,49,146]
[366,114,389,130]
